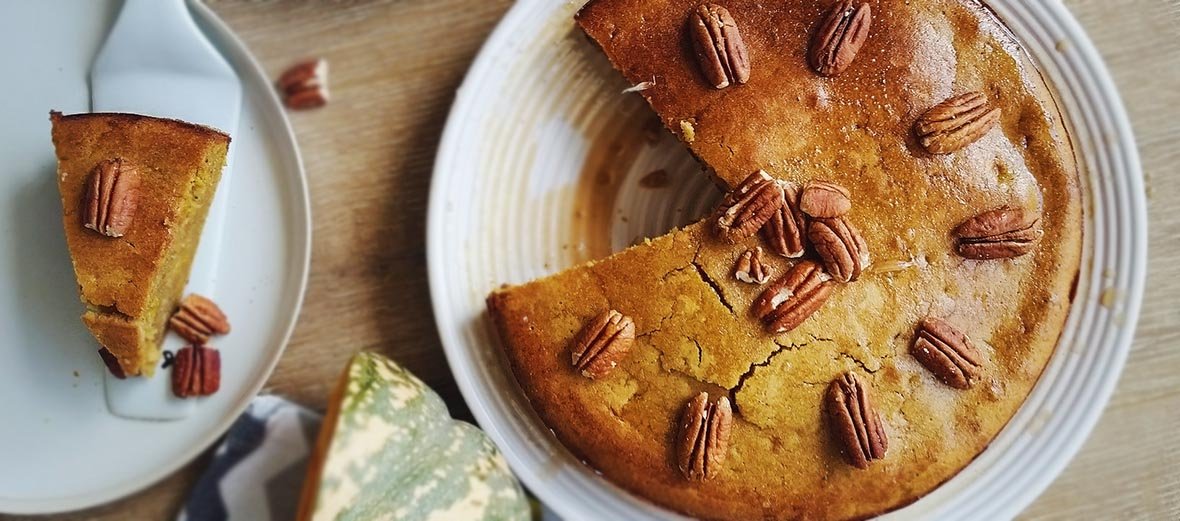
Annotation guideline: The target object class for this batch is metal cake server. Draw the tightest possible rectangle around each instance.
[91,0,241,420]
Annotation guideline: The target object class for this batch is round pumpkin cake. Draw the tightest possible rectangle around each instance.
[487,0,1082,519]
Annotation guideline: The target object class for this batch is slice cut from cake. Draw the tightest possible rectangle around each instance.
[50,111,230,377]
[485,0,1083,519]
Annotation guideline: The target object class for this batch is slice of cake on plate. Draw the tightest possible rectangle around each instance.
[50,111,229,377]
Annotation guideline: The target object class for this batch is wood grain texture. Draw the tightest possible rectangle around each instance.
[9,0,1177,519]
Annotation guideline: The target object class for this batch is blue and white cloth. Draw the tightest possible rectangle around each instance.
[178,396,321,521]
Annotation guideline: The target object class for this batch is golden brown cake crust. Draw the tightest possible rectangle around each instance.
[487,0,1083,519]
[51,111,229,375]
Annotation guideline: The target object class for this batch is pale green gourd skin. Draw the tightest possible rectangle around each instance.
[312,353,530,521]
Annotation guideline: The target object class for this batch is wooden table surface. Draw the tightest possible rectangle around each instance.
[13,0,1178,519]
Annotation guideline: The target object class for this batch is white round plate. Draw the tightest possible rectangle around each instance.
[0,0,310,514]
[428,1,1145,520]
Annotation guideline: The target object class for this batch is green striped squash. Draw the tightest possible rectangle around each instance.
[297,352,530,520]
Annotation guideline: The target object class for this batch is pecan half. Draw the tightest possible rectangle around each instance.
[689,4,751,89]
[734,246,771,284]
[762,180,808,258]
[808,1,872,77]
[808,217,869,282]
[799,181,851,218]
[715,171,785,243]
[911,317,983,389]
[953,206,1043,259]
[169,294,231,345]
[752,260,834,333]
[826,372,887,469]
[676,392,733,481]
[915,91,1001,154]
[83,158,140,238]
[570,310,635,379]
[97,347,126,379]
[172,345,221,398]
[277,58,329,110]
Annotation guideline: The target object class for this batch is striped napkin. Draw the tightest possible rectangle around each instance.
[177,396,319,521]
